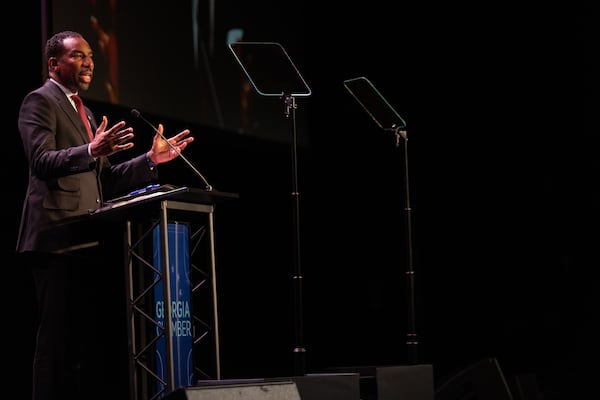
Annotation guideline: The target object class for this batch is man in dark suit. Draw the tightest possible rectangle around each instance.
[16,30,195,400]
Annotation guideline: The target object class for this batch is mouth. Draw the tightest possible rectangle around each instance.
[80,72,93,84]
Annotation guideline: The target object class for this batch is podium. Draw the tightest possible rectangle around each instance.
[55,185,238,400]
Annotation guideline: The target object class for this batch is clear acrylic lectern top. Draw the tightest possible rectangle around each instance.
[228,41,311,98]
[343,76,406,132]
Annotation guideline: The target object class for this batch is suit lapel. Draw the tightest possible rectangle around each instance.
[47,81,92,143]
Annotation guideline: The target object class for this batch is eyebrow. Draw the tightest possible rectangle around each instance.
[70,49,94,57]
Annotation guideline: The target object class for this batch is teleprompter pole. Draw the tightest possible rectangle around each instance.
[392,127,418,364]
[285,94,306,375]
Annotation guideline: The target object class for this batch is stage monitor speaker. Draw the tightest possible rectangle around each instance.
[435,358,514,400]
[376,364,434,400]
[290,373,360,400]
[323,364,434,400]
[191,374,360,400]
[164,381,301,400]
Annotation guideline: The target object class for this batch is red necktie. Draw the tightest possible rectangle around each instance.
[71,94,94,141]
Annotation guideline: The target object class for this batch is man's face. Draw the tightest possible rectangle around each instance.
[50,36,94,93]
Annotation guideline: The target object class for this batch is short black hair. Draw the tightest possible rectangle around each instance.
[45,31,83,60]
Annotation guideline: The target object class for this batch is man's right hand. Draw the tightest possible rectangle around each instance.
[89,116,135,157]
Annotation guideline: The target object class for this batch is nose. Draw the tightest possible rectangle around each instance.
[83,56,94,67]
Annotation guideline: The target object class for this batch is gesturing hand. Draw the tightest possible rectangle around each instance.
[146,123,194,165]
[89,116,135,158]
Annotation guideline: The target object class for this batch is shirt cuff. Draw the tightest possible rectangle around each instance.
[146,153,157,169]
[87,144,96,159]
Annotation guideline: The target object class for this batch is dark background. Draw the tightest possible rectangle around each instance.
[6,1,594,399]
[51,0,312,145]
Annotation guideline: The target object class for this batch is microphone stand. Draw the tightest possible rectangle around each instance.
[387,125,418,364]
[284,94,306,376]
[131,109,214,192]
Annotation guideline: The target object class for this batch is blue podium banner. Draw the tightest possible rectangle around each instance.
[153,223,193,392]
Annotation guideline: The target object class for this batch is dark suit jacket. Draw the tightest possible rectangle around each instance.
[17,80,157,253]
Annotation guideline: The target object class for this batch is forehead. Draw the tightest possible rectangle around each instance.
[61,36,92,55]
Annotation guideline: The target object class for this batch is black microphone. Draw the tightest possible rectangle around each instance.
[131,109,213,191]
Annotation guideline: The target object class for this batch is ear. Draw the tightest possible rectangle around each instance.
[48,57,58,70]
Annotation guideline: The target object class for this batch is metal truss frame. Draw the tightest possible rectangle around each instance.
[123,199,221,400]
